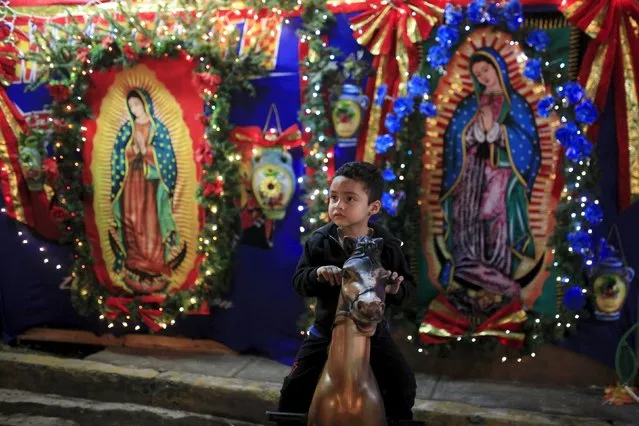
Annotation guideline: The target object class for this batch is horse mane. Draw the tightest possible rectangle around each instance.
[344,235,383,269]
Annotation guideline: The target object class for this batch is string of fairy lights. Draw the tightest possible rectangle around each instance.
[0,207,65,271]
[1,0,608,360]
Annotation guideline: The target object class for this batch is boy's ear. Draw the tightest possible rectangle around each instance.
[368,199,381,216]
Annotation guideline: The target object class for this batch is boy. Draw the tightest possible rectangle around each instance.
[278,161,417,421]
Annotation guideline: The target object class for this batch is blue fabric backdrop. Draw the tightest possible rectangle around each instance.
[1,10,637,369]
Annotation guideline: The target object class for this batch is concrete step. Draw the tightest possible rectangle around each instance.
[0,388,259,425]
[0,349,637,425]
[0,413,79,426]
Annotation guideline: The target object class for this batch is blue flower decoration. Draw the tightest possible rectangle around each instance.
[444,4,464,26]
[555,121,579,146]
[467,0,486,24]
[562,286,586,312]
[537,96,555,118]
[584,203,603,224]
[375,83,388,107]
[419,101,437,117]
[427,45,451,69]
[504,0,524,32]
[382,168,397,182]
[375,134,395,154]
[436,25,459,48]
[393,96,414,118]
[523,58,541,80]
[486,3,502,25]
[558,82,585,104]
[407,75,429,98]
[382,192,396,216]
[565,135,592,162]
[385,114,402,134]
[575,99,599,124]
[568,230,593,253]
[526,30,551,52]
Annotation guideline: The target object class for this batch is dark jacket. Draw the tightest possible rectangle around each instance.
[293,221,415,337]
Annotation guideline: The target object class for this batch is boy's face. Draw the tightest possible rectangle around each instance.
[328,176,380,228]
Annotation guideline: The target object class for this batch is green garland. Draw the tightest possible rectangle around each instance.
[297,0,341,240]
[378,104,426,329]
[295,0,343,330]
[24,0,267,330]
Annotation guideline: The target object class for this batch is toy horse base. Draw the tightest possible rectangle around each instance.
[265,411,424,426]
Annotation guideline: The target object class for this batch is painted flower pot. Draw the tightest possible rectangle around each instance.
[332,84,369,147]
[591,256,635,321]
[251,148,295,220]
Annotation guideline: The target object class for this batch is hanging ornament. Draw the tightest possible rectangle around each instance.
[587,228,635,321]
[251,148,295,220]
[331,52,372,148]
[18,130,46,191]
[230,104,304,220]
[332,84,369,148]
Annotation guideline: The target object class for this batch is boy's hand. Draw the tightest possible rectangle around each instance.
[385,272,404,295]
[316,266,342,286]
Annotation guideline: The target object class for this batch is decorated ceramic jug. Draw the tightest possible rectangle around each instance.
[251,148,295,220]
[590,254,635,321]
[332,84,369,147]
[18,146,44,191]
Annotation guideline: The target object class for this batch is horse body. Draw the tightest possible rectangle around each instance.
[307,236,389,426]
[308,317,386,426]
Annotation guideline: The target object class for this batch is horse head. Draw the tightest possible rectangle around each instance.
[337,235,390,336]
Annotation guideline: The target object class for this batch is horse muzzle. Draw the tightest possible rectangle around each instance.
[355,300,385,322]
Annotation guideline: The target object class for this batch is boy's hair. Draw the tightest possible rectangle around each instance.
[333,162,383,204]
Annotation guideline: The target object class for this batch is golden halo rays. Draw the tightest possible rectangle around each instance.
[421,28,560,305]
[91,64,199,294]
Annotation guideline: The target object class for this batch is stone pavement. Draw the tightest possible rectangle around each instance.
[0,346,638,425]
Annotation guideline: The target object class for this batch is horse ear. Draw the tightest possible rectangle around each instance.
[343,236,358,256]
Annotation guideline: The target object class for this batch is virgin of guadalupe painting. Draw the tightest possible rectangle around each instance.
[109,88,187,293]
[421,28,561,319]
[439,46,541,304]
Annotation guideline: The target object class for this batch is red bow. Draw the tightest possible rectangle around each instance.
[561,0,639,210]
[123,45,137,62]
[43,158,60,184]
[47,84,72,102]
[195,141,214,166]
[193,73,222,97]
[105,295,167,332]
[419,294,528,349]
[230,124,305,149]
[203,178,224,197]
[350,0,442,59]
[349,0,442,162]
[0,44,18,84]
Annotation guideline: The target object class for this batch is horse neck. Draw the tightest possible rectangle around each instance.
[326,296,372,385]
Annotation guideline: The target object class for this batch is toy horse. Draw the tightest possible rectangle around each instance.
[307,235,390,426]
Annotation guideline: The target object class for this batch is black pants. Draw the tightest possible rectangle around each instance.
[278,326,416,420]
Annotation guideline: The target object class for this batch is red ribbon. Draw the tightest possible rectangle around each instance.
[350,0,442,71]
[350,0,442,162]
[420,294,526,348]
[230,124,305,149]
[561,0,639,210]
[105,295,167,332]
